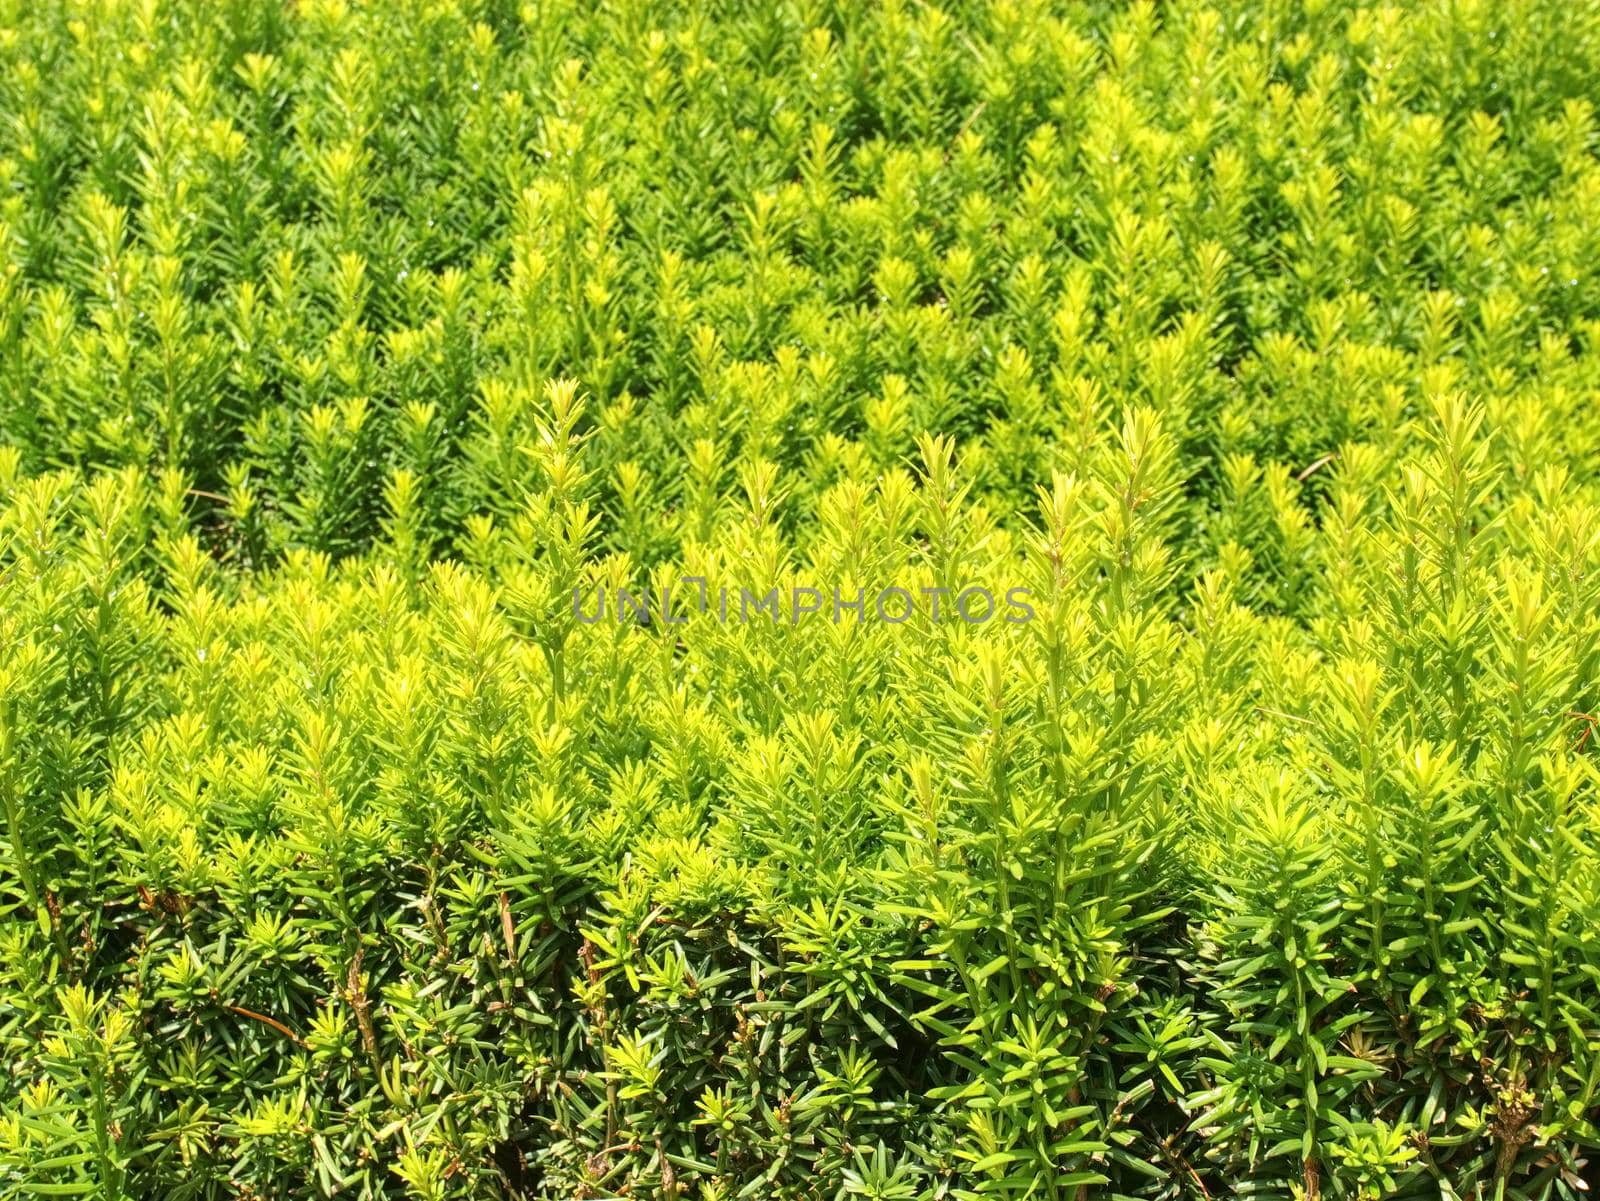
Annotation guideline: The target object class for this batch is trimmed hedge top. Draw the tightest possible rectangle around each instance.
[1,1,1599,1199]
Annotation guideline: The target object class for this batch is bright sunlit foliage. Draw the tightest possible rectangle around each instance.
[2,0,1599,1198]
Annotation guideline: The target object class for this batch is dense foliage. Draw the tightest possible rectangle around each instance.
[3,0,1600,1197]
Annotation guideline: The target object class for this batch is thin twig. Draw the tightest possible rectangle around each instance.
[226,1003,308,1048]
[1254,704,1315,727]
[1296,453,1337,482]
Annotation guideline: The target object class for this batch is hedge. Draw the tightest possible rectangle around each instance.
[1,1,1599,1198]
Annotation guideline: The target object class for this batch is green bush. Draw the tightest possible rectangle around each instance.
[2,1,1600,1198]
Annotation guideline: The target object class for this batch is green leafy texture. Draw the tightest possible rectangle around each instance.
[1,1,1599,1199]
